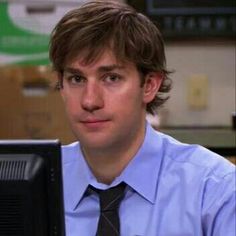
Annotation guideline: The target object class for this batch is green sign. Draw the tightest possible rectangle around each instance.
[0,2,50,65]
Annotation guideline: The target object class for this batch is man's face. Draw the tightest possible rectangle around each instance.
[60,50,161,151]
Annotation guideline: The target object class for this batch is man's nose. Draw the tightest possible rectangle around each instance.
[81,81,104,112]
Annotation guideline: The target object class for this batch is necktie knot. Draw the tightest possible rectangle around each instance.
[98,183,126,212]
[88,182,126,236]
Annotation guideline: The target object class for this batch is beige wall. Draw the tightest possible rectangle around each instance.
[161,40,235,127]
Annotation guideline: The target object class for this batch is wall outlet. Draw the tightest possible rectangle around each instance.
[187,74,208,109]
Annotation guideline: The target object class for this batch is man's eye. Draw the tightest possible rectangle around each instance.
[103,74,122,83]
[67,75,86,85]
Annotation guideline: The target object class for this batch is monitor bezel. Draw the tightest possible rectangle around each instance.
[0,139,65,236]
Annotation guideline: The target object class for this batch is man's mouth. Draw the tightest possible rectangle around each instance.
[80,119,110,128]
[81,119,109,123]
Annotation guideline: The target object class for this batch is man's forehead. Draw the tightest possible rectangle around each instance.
[63,65,127,78]
[73,49,119,64]
[66,49,131,70]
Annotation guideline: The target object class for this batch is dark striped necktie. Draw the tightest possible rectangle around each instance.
[88,182,126,236]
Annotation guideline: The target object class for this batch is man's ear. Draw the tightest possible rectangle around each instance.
[143,72,163,104]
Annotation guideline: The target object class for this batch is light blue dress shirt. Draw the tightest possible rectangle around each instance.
[62,123,236,236]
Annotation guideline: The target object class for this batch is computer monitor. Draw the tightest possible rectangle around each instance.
[0,140,65,236]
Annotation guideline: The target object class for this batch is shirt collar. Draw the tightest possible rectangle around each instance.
[62,142,93,211]
[63,122,164,211]
[117,123,164,204]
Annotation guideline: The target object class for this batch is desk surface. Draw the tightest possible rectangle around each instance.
[160,127,236,147]
[159,127,236,164]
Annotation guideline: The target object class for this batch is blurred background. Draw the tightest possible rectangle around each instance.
[0,0,235,162]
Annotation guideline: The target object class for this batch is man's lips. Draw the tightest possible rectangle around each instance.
[79,119,110,129]
[80,119,109,123]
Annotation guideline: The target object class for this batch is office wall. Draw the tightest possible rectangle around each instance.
[161,40,235,127]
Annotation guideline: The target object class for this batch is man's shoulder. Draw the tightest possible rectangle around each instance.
[61,141,81,165]
[154,130,235,178]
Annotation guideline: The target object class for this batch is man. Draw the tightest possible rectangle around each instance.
[49,1,236,235]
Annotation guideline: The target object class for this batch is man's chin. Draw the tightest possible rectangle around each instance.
[76,134,111,149]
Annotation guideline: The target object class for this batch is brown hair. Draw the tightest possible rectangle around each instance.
[49,0,172,114]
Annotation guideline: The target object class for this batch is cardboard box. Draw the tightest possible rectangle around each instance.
[0,66,75,144]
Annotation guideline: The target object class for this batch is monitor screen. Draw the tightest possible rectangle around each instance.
[0,140,65,236]
[145,0,235,15]
[127,0,236,38]
[150,0,235,8]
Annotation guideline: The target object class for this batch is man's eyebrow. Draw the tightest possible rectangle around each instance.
[97,64,125,72]
[64,64,125,74]
[63,67,83,74]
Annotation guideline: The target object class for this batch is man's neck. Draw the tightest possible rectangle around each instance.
[81,125,146,185]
